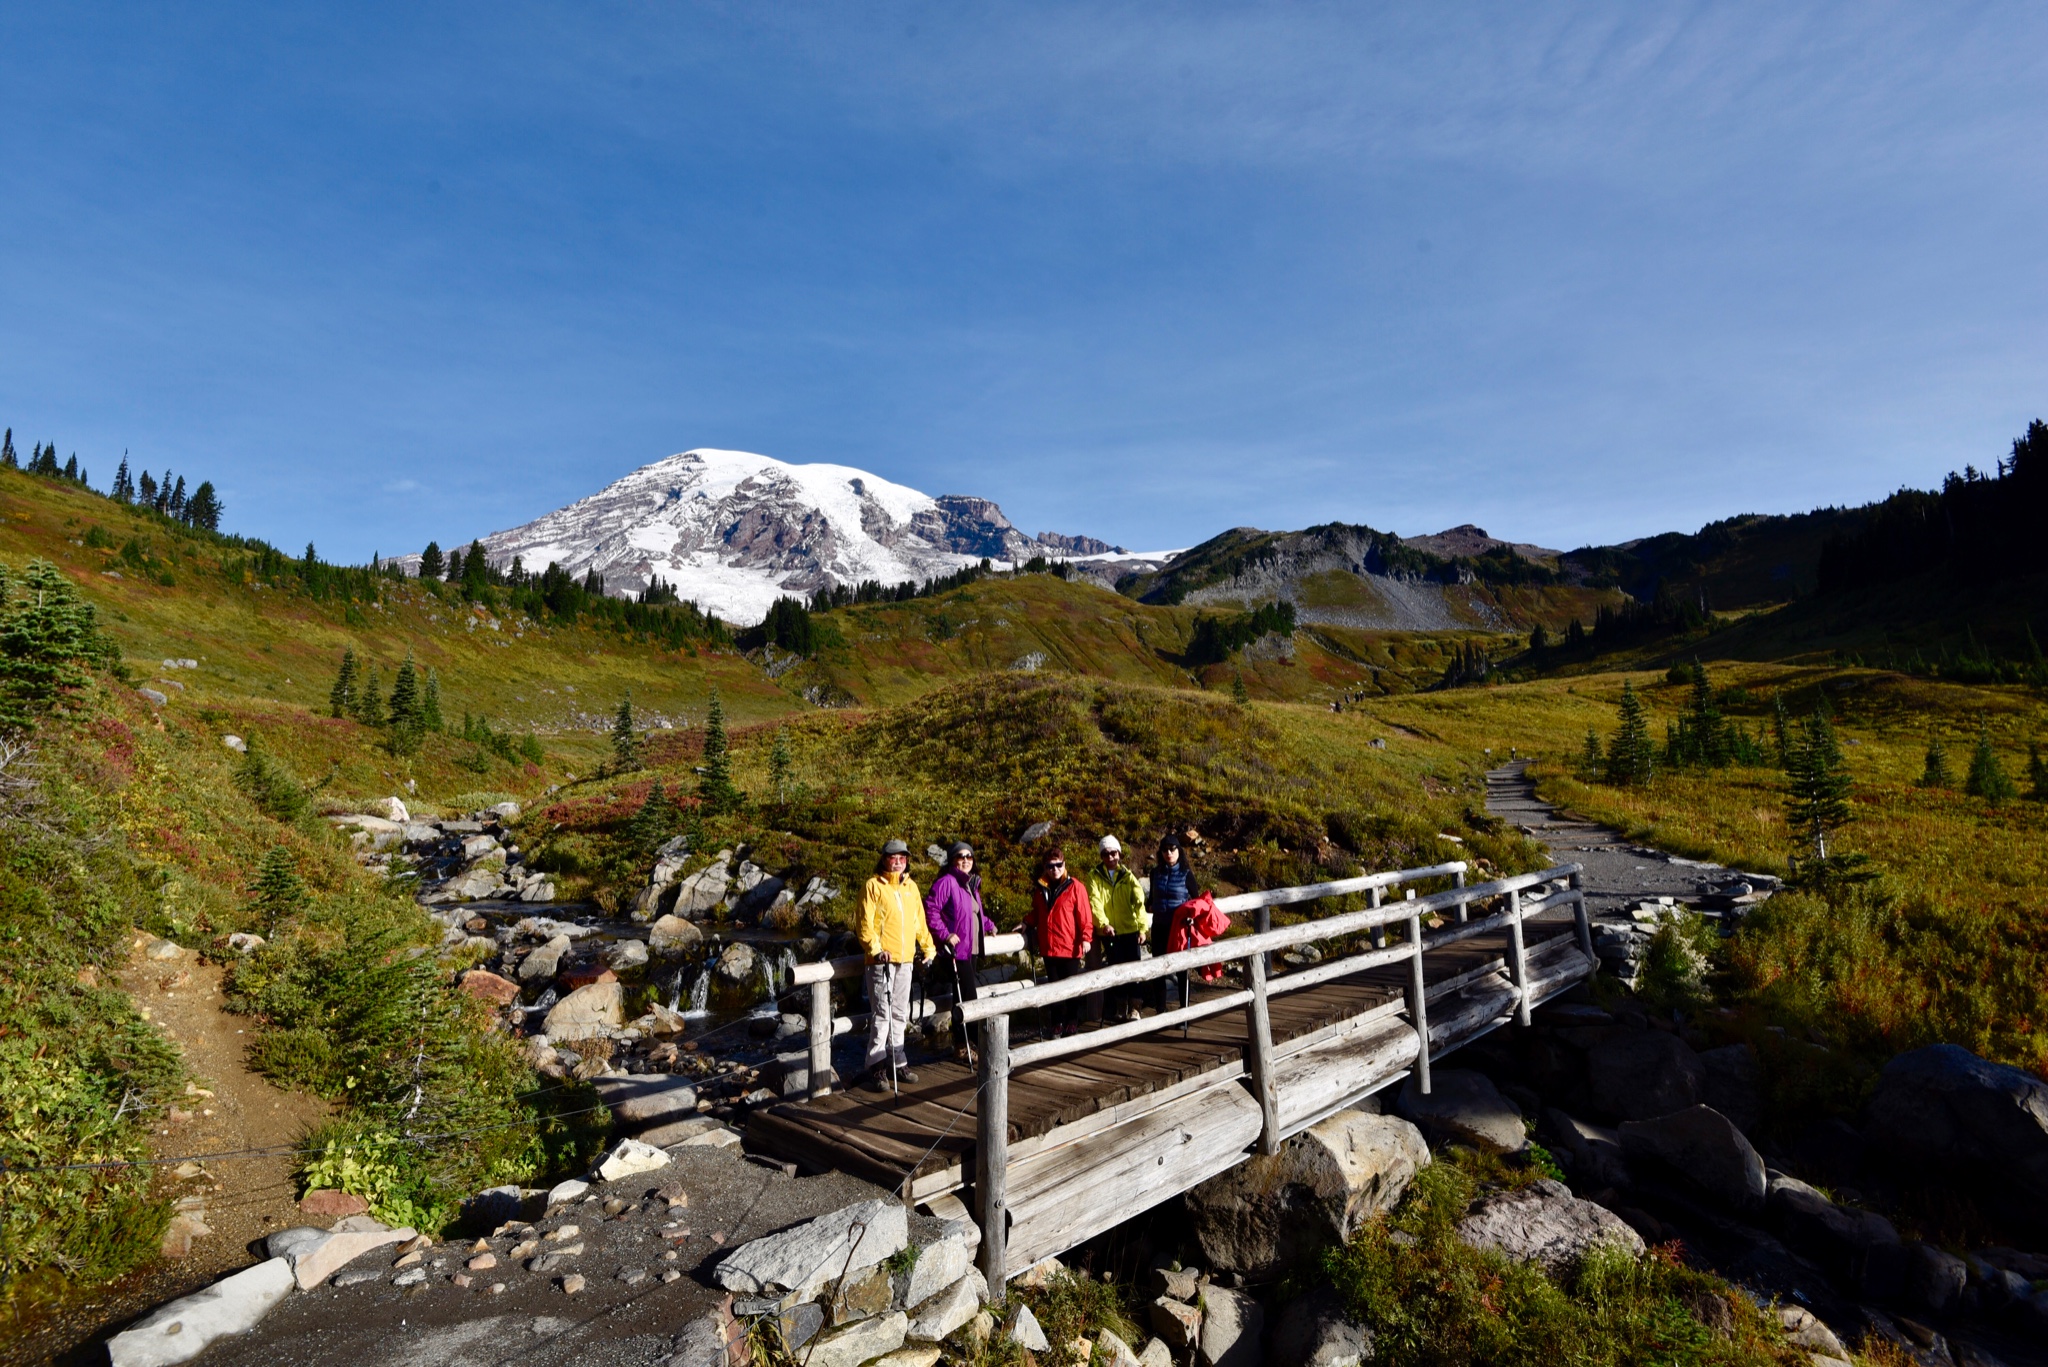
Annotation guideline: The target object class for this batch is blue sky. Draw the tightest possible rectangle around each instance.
[2,3,2043,561]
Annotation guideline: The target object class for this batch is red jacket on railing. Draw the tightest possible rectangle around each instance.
[1167,892,1231,981]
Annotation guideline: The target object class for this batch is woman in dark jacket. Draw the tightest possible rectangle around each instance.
[1147,832,1196,1014]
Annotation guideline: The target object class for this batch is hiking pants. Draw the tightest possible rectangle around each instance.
[864,961,915,1072]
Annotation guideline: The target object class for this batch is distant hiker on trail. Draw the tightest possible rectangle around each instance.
[1028,848,1093,1039]
[859,838,934,1091]
[925,841,996,1058]
[1088,835,1149,1022]
[1148,832,1197,1014]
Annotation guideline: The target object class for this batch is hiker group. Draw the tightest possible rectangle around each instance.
[854,829,1229,1092]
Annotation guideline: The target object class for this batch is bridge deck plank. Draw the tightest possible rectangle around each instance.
[747,917,1577,1187]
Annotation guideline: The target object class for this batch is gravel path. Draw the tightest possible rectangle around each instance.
[1483,761,1767,917]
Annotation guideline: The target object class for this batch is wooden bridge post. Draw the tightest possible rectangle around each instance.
[977,1014,1010,1291]
[807,979,835,1100]
[1368,886,1385,950]
[1453,867,1469,924]
[1255,905,1272,977]
[1569,869,1592,961]
[1506,888,1532,1027]
[1245,952,1280,1155]
[1406,911,1431,1094]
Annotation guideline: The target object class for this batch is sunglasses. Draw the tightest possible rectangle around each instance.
[1047,860,1065,869]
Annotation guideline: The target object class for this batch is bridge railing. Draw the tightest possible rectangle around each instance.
[952,859,1588,1287]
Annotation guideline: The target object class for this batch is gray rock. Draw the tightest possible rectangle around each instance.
[606,939,650,971]
[1097,1329,1142,1367]
[264,1226,331,1262]
[732,875,788,920]
[1864,1044,2048,1225]
[106,1257,297,1367]
[802,1312,907,1367]
[902,1219,979,1308]
[1268,1287,1371,1367]
[137,687,168,706]
[545,980,625,1040]
[666,1311,730,1367]
[906,1270,986,1342]
[714,1198,908,1295]
[1007,1303,1050,1352]
[1698,1044,1763,1135]
[1197,1285,1263,1367]
[1777,1305,1849,1358]
[591,1138,672,1182]
[330,1267,384,1288]
[1020,820,1055,843]
[1396,1069,1526,1153]
[649,914,704,955]
[714,941,758,983]
[1187,1108,1429,1278]
[464,1185,547,1228]
[1543,1109,1630,1189]
[1151,1296,1202,1349]
[1587,1031,1705,1122]
[673,859,733,917]
[520,878,557,903]
[1138,1339,1174,1367]
[1904,1241,1968,1315]
[593,1074,700,1139]
[1455,1178,1646,1274]
[1619,1105,1767,1213]
[519,934,573,982]
[1766,1174,1904,1301]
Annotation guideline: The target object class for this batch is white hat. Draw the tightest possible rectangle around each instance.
[1099,834,1122,853]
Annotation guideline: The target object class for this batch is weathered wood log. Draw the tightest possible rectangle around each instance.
[977,1014,1010,1289]
[1247,952,1280,1155]
[1507,888,1532,1027]
[1209,861,1466,915]
[807,978,834,1100]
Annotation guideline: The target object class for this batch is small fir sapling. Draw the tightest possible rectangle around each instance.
[329,649,359,719]
[1965,726,2017,801]
[611,691,639,771]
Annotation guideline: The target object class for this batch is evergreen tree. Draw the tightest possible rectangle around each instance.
[153,470,173,511]
[167,476,186,519]
[62,455,77,482]
[1231,675,1250,705]
[1604,680,1654,785]
[250,845,308,936]
[1580,729,1603,778]
[418,541,445,580]
[421,669,444,732]
[1566,618,1587,648]
[185,481,222,532]
[1528,622,1549,653]
[444,545,465,583]
[0,559,123,732]
[2029,743,2048,802]
[1785,711,1866,888]
[1965,727,2017,801]
[111,455,131,501]
[387,653,423,732]
[77,465,88,490]
[302,542,318,573]
[460,544,490,598]
[138,470,158,506]
[355,664,386,726]
[0,429,13,469]
[626,779,680,854]
[329,648,359,719]
[1771,694,1792,768]
[1917,735,1951,788]
[611,691,639,771]
[770,725,793,803]
[699,688,739,812]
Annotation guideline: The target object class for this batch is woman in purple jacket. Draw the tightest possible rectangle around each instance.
[925,841,997,1055]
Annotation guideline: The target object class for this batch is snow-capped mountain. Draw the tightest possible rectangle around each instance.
[445,449,1158,624]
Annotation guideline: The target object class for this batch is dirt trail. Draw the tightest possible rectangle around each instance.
[1484,760,1762,914]
[11,935,329,1367]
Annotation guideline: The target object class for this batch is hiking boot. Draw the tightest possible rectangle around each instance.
[859,1071,888,1093]
[896,1067,921,1084]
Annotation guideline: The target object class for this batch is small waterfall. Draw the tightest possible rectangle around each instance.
[683,969,711,1019]
[754,954,779,1012]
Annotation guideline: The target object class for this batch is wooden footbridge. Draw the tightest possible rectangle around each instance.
[747,861,1594,1287]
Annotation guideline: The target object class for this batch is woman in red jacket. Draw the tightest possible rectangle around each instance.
[1028,849,1093,1039]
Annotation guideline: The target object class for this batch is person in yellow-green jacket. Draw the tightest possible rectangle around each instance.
[1088,835,1150,1022]
[859,838,936,1090]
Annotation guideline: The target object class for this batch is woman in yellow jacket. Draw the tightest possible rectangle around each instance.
[859,838,936,1090]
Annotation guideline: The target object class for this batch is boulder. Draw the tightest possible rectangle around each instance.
[873,1349,941,1367]
[1864,1044,2048,1223]
[1396,1070,1526,1153]
[1455,1178,1646,1275]
[1776,1305,1849,1359]
[281,1225,416,1289]
[666,1313,729,1367]
[1187,1109,1429,1278]
[592,1138,672,1182]
[714,941,758,983]
[906,1270,987,1342]
[1587,1031,1705,1122]
[1543,1109,1630,1189]
[520,878,556,903]
[1150,1296,1202,1350]
[606,939,650,972]
[445,866,503,901]
[1698,1043,1763,1135]
[1096,1330,1142,1367]
[463,1184,547,1228]
[459,970,521,1006]
[1904,1241,1968,1315]
[714,1198,908,1296]
[1007,1304,1050,1352]
[106,1257,297,1366]
[1269,1287,1372,1367]
[1137,1339,1174,1367]
[902,1219,979,1308]
[226,932,265,955]
[375,797,410,823]
[545,980,625,1040]
[1197,1285,1263,1367]
[460,833,502,860]
[649,914,704,955]
[489,801,522,821]
[798,1311,905,1367]
[222,735,246,753]
[547,1178,590,1207]
[593,1074,700,1140]
[674,859,733,916]
[1766,1174,1905,1301]
[1619,1105,1767,1213]
[732,875,788,921]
